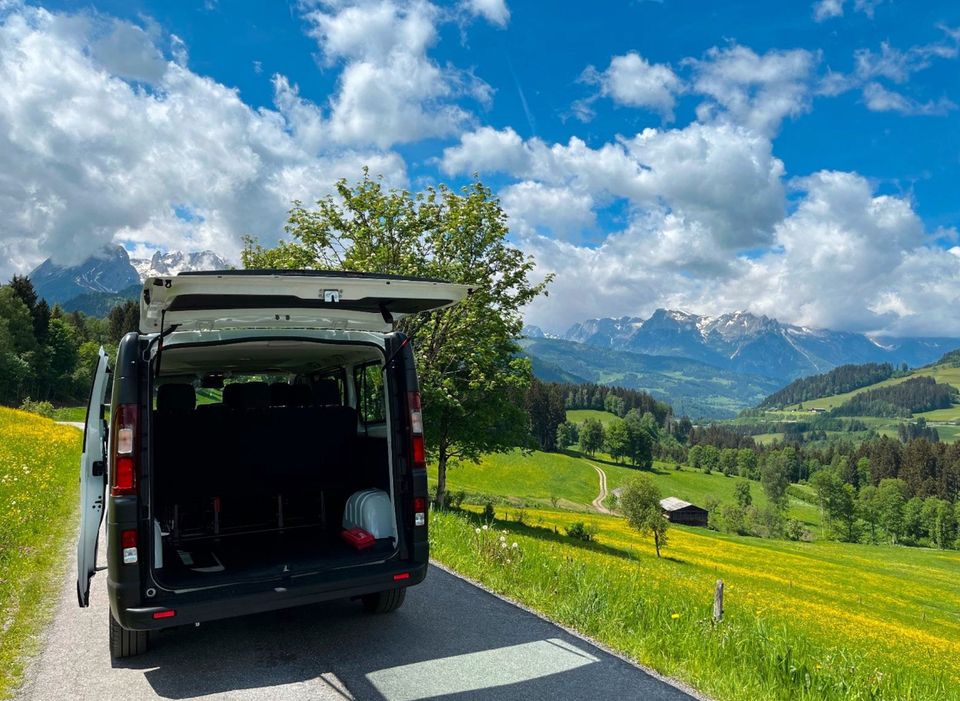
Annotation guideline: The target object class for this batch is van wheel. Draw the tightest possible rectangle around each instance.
[361,588,406,613]
[109,611,149,658]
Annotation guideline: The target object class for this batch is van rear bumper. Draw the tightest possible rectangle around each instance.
[109,562,426,631]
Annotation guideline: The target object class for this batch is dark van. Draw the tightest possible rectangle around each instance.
[77,270,468,657]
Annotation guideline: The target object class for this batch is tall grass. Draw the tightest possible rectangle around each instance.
[0,408,82,698]
[430,507,960,701]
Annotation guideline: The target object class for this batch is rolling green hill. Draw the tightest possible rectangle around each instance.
[428,448,820,526]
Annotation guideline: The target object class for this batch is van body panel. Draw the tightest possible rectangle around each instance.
[140,270,470,333]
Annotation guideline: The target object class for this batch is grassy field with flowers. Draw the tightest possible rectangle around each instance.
[0,407,82,698]
[430,505,960,701]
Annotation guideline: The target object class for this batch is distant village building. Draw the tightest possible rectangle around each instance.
[810,407,827,414]
[659,497,708,527]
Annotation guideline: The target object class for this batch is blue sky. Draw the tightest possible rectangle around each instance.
[2,0,960,335]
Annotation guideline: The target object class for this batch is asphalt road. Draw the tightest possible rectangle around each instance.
[18,527,700,701]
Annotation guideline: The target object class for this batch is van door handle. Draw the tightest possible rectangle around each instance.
[92,461,105,477]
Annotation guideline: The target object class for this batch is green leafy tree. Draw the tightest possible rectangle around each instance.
[902,497,926,544]
[42,318,79,399]
[761,451,791,512]
[619,475,668,557]
[687,444,703,469]
[878,478,909,544]
[700,445,720,474]
[555,421,578,451]
[0,287,38,354]
[734,481,752,510]
[622,409,657,468]
[579,418,604,455]
[605,418,630,464]
[857,485,881,544]
[928,498,957,549]
[719,448,738,476]
[736,448,758,479]
[241,173,550,507]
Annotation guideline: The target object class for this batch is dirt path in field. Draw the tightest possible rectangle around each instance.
[590,464,612,514]
[57,421,85,430]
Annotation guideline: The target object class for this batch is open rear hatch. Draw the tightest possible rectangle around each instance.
[140,270,471,333]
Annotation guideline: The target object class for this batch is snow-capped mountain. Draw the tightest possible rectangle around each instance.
[130,250,229,281]
[29,245,141,305]
[521,325,561,340]
[560,309,959,382]
[29,247,231,306]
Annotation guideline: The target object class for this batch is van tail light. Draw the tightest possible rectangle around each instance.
[407,392,425,470]
[121,529,138,564]
[414,497,426,527]
[111,404,138,496]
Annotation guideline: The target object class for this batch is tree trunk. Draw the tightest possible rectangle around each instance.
[436,444,448,509]
[653,531,661,558]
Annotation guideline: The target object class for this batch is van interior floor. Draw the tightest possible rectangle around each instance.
[155,527,396,589]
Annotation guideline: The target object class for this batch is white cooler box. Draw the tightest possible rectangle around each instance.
[342,488,396,540]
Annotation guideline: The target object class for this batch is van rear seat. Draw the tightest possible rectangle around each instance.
[156,379,369,537]
[153,383,198,525]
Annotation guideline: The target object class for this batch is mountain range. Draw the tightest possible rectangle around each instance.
[525,309,958,385]
[23,247,960,417]
[28,246,230,311]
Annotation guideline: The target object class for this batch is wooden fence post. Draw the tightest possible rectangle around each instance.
[713,579,724,622]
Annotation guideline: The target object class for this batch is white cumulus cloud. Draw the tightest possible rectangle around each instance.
[300,0,492,147]
[461,0,509,27]
[687,45,818,137]
[581,52,682,121]
[0,4,407,277]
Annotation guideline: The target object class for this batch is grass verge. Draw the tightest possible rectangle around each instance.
[430,506,960,701]
[0,408,82,698]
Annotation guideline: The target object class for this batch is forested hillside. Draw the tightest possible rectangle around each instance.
[831,376,957,417]
[759,362,896,408]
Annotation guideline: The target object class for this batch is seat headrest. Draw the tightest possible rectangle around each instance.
[157,383,196,411]
[245,382,270,410]
[313,379,341,406]
[288,384,313,407]
[223,382,246,408]
[269,382,292,407]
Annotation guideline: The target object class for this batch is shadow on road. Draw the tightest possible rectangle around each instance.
[114,566,696,700]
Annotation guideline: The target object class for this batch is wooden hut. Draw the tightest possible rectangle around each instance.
[659,497,708,527]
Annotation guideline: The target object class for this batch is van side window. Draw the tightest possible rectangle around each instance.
[354,363,385,424]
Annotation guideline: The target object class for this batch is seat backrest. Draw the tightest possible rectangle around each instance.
[223,382,246,409]
[313,379,341,406]
[269,382,292,407]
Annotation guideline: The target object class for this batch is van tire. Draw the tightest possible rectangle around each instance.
[109,611,149,658]
[361,588,406,613]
